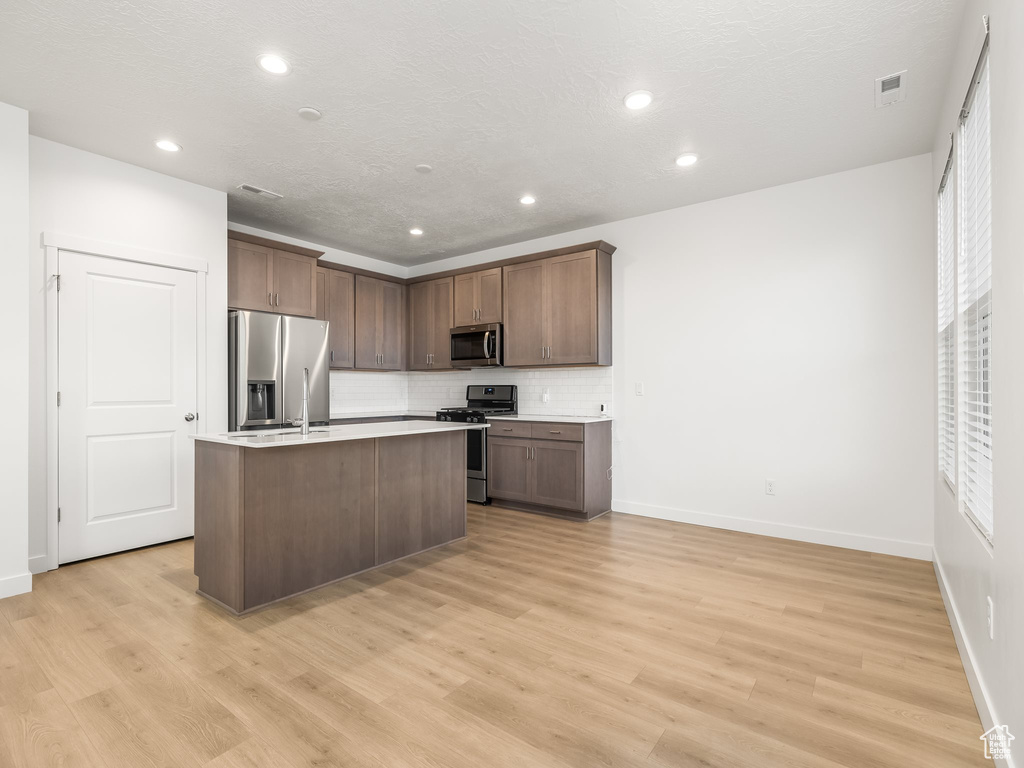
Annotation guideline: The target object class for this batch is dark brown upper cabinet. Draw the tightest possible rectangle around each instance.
[408,277,454,370]
[355,275,403,370]
[453,267,502,326]
[502,249,611,367]
[315,267,356,369]
[228,240,274,312]
[228,238,316,318]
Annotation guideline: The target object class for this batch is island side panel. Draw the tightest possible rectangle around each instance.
[194,440,245,612]
[242,439,376,610]
[376,430,467,564]
[583,420,613,519]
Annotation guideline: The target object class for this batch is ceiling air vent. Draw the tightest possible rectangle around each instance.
[875,70,907,108]
[237,183,283,200]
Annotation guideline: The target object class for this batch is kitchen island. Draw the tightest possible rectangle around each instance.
[191,421,486,613]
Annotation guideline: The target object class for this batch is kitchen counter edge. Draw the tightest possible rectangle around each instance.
[190,421,488,448]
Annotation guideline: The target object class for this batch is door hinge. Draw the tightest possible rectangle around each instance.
[54,274,61,292]
[57,507,61,523]
[57,391,61,406]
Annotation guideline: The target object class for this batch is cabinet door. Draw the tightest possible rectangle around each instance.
[486,438,532,503]
[407,280,433,370]
[354,276,380,369]
[273,250,317,317]
[379,280,404,370]
[531,440,584,511]
[228,240,273,312]
[315,268,328,322]
[503,261,546,366]
[545,251,598,365]
[452,273,477,327]
[327,270,355,369]
[476,267,503,323]
[430,277,453,369]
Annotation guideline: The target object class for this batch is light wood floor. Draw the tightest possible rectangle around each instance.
[0,506,985,768]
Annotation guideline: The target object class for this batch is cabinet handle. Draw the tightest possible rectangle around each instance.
[275,293,280,306]
[501,427,513,431]
[268,292,272,306]
[549,430,561,434]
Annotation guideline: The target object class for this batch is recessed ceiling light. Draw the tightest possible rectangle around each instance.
[415,164,433,174]
[519,195,536,205]
[297,107,322,121]
[257,54,290,75]
[624,90,653,110]
[155,139,181,152]
[409,228,424,236]
[675,153,699,167]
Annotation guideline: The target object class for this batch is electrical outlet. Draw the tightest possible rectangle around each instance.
[635,382,645,396]
[765,479,776,496]
[542,387,550,404]
[987,596,995,640]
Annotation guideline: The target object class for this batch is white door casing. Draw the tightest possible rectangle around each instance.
[57,250,198,563]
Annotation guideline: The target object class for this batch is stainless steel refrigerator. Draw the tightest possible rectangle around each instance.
[228,311,330,431]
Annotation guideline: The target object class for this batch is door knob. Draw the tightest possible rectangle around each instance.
[184,413,196,422]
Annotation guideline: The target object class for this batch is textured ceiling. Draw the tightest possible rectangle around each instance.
[1,0,964,264]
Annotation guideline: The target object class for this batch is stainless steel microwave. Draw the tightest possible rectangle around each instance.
[450,323,502,367]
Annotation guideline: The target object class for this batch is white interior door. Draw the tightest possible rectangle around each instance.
[58,250,198,564]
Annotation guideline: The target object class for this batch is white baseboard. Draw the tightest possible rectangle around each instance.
[28,554,50,575]
[0,571,32,600]
[611,499,933,560]
[933,553,1014,768]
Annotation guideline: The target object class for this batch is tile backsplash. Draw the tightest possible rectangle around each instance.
[330,367,613,418]
[329,371,408,416]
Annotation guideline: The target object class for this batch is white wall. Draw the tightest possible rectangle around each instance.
[410,155,936,559]
[0,102,31,598]
[28,138,228,571]
[931,1,1023,752]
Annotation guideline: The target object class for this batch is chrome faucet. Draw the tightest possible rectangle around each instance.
[300,367,310,436]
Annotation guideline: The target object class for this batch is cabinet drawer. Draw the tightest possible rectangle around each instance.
[531,423,583,442]
[488,422,532,438]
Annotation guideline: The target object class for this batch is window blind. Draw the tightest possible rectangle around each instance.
[957,52,993,537]
[937,165,955,488]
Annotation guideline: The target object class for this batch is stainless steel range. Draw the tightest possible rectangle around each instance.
[436,385,517,504]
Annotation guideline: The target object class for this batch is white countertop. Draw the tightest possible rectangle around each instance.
[191,421,487,448]
[331,410,612,424]
[487,414,612,424]
[330,410,436,420]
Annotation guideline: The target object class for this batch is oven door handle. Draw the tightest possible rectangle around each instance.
[483,331,491,360]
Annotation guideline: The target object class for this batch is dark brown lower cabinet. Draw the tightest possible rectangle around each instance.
[486,438,532,503]
[532,441,584,511]
[486,420,611,520]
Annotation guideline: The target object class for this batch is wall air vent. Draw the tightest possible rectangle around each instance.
[237,184,283,200]
[875,70,907,108]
